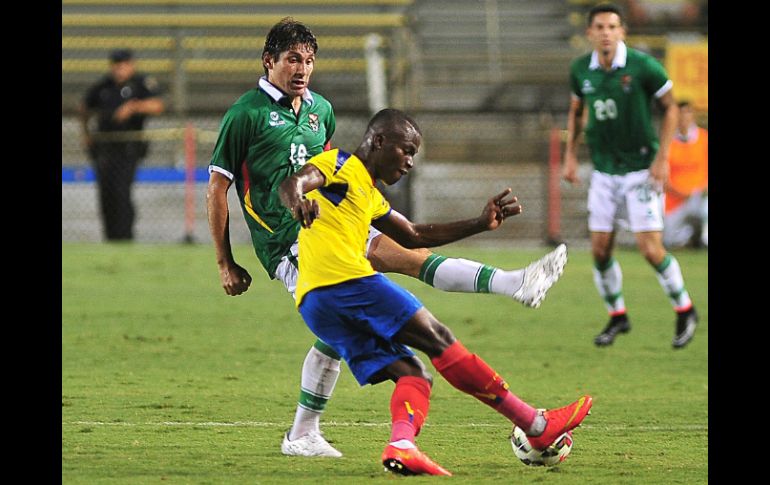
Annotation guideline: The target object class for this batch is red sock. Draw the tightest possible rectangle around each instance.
[431,340,537,430]
[389,376,431,444]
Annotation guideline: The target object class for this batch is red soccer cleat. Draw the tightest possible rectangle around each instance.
[527,395,593,451]
[382,444,453,476]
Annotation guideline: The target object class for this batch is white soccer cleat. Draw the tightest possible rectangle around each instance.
[281,431,343,458]
[512,244,568,309]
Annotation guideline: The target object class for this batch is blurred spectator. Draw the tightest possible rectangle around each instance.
[78,49,165,241]
[663,101,707,248]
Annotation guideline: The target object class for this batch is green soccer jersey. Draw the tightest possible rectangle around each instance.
[209,77,336,278]
[569,42,672,175]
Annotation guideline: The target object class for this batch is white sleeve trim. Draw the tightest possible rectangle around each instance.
[654,79,673,98]
[208,165,234,180]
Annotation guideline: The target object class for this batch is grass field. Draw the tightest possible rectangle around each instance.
[62,242,708,484]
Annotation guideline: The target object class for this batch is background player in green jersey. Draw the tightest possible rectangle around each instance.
[206,18,567,458]
[562,3,698,348]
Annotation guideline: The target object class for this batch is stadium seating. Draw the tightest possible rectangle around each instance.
[61,0,707,243]
[62,34,379,74]
[61,0,413,113]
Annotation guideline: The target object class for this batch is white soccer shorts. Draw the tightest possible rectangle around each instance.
[587,169,664,233]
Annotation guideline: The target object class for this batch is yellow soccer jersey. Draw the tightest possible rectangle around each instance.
[295,149,391,306]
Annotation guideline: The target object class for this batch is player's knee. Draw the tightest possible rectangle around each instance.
[428,320,456,355]
[394,370,433,386]
[380,356,434,385]
[407,370,433,385]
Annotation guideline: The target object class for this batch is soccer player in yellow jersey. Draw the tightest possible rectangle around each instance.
[279,109,593,476]
[208,18,569,458]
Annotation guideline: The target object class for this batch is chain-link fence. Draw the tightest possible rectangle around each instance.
[62,112,594,245]
[62,114,372,243]
[62,1,415,115]
[65,0,707,247]
[62,1,426,243]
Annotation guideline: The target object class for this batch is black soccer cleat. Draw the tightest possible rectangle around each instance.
[594,314,631,347]
[672,307,698,349]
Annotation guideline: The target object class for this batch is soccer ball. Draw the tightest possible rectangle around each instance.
[510,425,574,466]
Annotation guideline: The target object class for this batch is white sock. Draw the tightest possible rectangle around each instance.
[388,439,417,450]
[654,254,693,311]
[422,255,524,296]
[526,412,546,436]
[490,269,525,296]
[288,344,341,441]
[592,258,626,314]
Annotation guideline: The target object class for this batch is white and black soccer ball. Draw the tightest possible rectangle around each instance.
[510,425,574,467]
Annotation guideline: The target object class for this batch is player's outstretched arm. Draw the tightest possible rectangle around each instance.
[373,188,522,249]
[279,163,326,228]
[206,172,252,296]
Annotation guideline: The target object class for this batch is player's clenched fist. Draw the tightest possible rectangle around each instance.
[219,263,252,296]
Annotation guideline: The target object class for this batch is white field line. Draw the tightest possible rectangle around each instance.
[64,420,707,432]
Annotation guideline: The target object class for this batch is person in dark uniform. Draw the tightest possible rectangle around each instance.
[78,48,165,241]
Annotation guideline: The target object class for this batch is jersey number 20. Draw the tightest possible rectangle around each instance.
[593,99,618,121]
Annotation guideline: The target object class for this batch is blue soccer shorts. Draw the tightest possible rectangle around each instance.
[298,273,423,385]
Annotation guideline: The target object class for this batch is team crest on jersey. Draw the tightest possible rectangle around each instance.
[621,74,633,93]
[581,79,595,94]
[144,76,159,92]
[308,113,319,132]
[120,86,133,99]
[269,111,286,127]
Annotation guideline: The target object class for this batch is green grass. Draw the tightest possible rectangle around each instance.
[62,242,708,484]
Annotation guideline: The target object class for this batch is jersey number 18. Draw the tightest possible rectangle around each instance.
[290,143,308,168]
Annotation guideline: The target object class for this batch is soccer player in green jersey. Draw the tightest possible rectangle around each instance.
[207,18,567,458]
[562,3,698,348]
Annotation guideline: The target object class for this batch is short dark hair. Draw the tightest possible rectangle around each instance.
[366,108,422,137]
[587,3,625,26]
[109,48,134,63]
[262,17,318,75]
